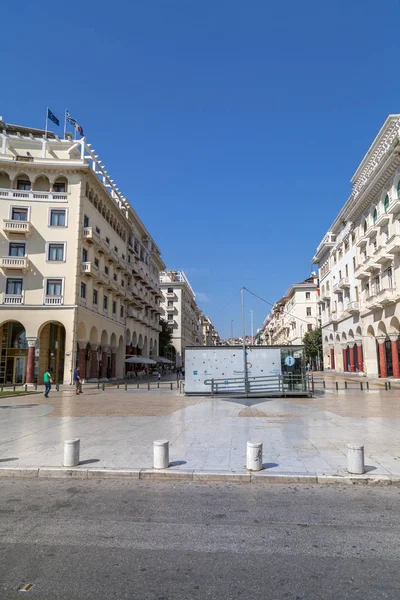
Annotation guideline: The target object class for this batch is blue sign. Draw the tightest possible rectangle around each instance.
[193,370,198,375]
[284,355,296,367]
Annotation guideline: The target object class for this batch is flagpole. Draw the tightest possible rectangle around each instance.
[45,107,48,138]
[63,109,67,139]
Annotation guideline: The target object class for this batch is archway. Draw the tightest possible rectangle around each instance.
[38,321,66,383]
[33,175,50,192]
[0,320,28,384]
[0,171,11,189]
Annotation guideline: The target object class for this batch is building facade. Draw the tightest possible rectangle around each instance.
[259,276,319,346]
[159,270,203,366]
[312,114,400,378]
[0,120,164,384]
[202,315,221,346]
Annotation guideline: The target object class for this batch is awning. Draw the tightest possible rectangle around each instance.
[124,356,157,365]
[152,356,174,364]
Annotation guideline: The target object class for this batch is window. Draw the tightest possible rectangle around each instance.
[48,243,65,261]
[82,248,88,262]
[384,195,390,213]
[355,286,359,301]
[6,278,22,295]
[373,208,377,225]
[120,306,124,318]
[11,208,28,221]
[345,264,348,277]
[122,253,125,260]
[305,292,310,299]
[363,220,368,234]
[351,232,356,244]
[121,279,125,287]
[46,279,62,296]
[168,300,173,307]
[104,265,109,275]
[387,267,393,289]
[339,270,342,280]
[53,180,66,193]
[9,243,25,257]
[113,274,117,282]
[112,301,116,314]
[50,209,66,227]
[397,180,400,197]
[16,179,31,191]
[106,237,110,244]
[93,289,98,305]
[375,276,381,293]
[168,314,173,321]
[306,307,312,316]
[307,324,313,332]
[95,226,100,234]
[83,215,89,228]
[103,295,108,310]
[94,257,99,267]
[168,287,173,293]
[80,282,86,298]
[344,240,349,252]
[352,257,356,270]
[114,246,118,253]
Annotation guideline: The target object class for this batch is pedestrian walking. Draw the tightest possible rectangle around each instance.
[157,370,161,382]
[43,368,53,398]
[74,365,82,395]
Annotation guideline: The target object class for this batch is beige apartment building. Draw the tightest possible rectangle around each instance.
[0,120,164,385]
[312,114,400,378]
[202,315,221,346]
[261,276,319,346]
[159,270,203,366]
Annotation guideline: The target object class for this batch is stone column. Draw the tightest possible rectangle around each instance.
[330,346,335,369]
[78,341,87,380]
[376,336,387,379]
[389,334,400,378]
[348,343,356,373]
[26,337,37,385]
[356,341,364,372]
[101,346,109,379]
[90,344,99,380]
[342,346,348,372]
[110,346,117,378]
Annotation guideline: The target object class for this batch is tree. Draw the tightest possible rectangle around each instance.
[303,327,323,370]
[159,318,173,357]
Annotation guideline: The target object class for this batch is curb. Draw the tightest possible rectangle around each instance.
[0,466,399,486]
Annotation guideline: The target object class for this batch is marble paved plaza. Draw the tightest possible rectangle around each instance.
[1,387,400,476]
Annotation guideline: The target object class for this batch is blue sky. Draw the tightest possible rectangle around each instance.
[2,0,400,337]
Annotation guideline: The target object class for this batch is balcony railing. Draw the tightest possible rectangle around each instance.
[3,219,31,235]
[83,227,100,244]
[347,301,360,314]
[377,287,397,306]
[0,188,67,202]
[0,257,29,270]
[81,261,100,278]
[387,197,400,215]
[3,294,23,305]
[338,277,350,289]
[387,234,400,254]
[44,296,63,305]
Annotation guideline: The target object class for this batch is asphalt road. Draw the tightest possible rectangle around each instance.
[0,479,399,600]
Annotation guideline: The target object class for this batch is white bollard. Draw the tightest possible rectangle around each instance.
[63,438,80,467]
[153,440,169,469]
[347,444,365,474]
[246,441,263,471]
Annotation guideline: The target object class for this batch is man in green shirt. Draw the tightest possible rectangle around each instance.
[43,369,53,398]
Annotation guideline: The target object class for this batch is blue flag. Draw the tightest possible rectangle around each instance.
[47,109,59,127]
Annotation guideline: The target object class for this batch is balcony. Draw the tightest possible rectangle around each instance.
[44,296,63,306]
[387,234,400,254]
[347,301,360,314]
[321,291,331,301]
[107,279,118,293]
[365,226,379,239]
[356,235,368,248]
[333,283,341,294]
[312,232,336,263]
[2,294,23,305]
[377,288,398,307]
[365,293,381,311]
[0,257,29,271]
[81,261,100,278]
[331,314,338,322]
[338,277,350,289]
[387,197,400,215]
[100,271,110,286]
[365,261,380,273]
[0,188,67,202]
[83,227,100,244]
[375,212,390,228]
[3,219,31,236]
[98,238,110,254]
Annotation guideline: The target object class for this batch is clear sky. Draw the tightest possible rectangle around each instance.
[2,0,400,337]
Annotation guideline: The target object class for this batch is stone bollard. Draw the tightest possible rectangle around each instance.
[347,444,365,474]
[153,440,169,469]
[63,438,80,467]
[246,441,263,471]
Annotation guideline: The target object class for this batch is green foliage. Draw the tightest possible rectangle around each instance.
[159,318,173,356]
[303,327,322,361]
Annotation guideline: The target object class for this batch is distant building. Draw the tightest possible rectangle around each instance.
[159,270,203,366]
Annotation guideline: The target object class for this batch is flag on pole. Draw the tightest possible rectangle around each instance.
[47,109,60,127]
[66,110,84,136]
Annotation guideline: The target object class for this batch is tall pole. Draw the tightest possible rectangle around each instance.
[250,310,254,345]
[44,107,48,138]
[63,109,67,139]
[241,287,248,394]
[230,319,234,341]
